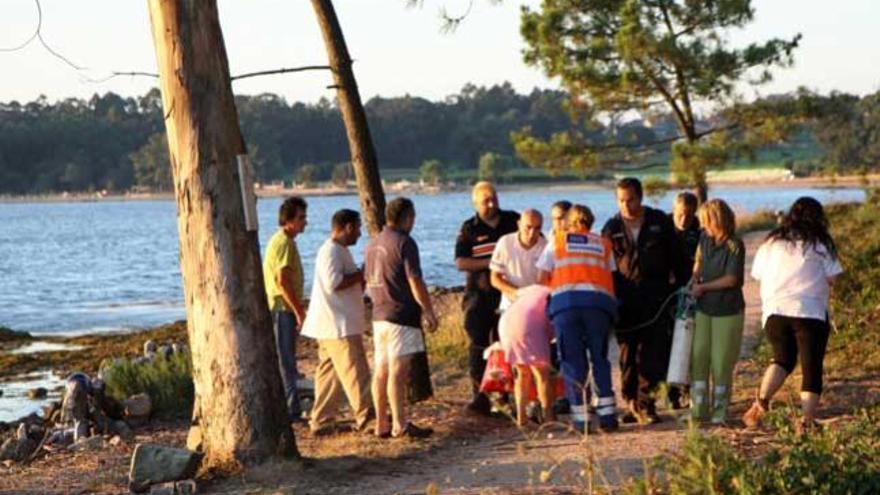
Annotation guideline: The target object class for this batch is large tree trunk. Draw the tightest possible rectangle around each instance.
[693,177,708,205]
[147,0,297,468]
[310,0,386,236]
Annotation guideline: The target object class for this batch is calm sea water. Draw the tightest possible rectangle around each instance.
[0,185,865,335]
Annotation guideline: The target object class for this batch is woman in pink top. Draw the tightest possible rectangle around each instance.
[498,284,555,426]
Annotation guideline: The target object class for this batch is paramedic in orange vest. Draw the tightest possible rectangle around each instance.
[537,204,619,433]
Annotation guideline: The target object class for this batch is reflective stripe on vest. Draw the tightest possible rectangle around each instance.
[550,230,615,298]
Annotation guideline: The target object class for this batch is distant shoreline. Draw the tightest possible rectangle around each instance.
[0,173,875,204]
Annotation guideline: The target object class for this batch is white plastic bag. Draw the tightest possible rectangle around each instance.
[666,293,695,385]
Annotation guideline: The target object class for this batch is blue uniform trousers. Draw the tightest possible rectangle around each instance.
[552,307,616,425]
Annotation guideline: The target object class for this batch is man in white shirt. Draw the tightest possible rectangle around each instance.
[301,209,372,435]
[490,209,547,310]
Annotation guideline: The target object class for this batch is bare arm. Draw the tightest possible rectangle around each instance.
[490,270,520,301]
[537,269,552,285]
[691,274,738,297]
[278,266,306,326]
[335,270,364,291]
[456,257,491,272]
[408,276,438,332]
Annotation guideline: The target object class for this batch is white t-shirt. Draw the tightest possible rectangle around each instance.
[301,238,366,340]
[751,238,843,325]
[489,232,548,310]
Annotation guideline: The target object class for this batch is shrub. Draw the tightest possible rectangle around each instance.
[642,176,670,200]
[626,406,880,494]
[736,209,778,234]
[425,311,469,371]
[101,351,194,419]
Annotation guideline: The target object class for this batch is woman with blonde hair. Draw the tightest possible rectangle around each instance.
[687,199,746,424]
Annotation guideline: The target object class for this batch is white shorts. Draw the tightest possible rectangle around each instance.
[373,321,425,365]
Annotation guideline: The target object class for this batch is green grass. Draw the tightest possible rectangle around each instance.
[101,351,194,419]
[822,191,880,377]
[0,326,32,343]
[625,405,880,494]
[424,298,470,371]
[736,209,778,234]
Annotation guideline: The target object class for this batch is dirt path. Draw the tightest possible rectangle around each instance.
[325,231,768,495]
[208,231,768,495]
[0,232,768,494]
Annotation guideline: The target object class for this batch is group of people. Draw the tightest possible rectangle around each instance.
[263,197,436,438]
[458,179,693,432]
[263,176,843,437]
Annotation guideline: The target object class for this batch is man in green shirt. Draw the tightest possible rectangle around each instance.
[263,196,308,423]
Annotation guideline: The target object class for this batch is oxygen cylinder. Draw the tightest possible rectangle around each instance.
[666,291,695,385]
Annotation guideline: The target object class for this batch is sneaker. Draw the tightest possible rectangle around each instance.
[634,403,662,425]
[571,421,597,434]
[525,401,542,424]
[710,416,727,427]
[642,410,662,425]
[552,397,572,416]
[621,401,640,424]
[710,408,728,426]
[742,400,767,429]
[354,409,377,432]
[677,413,698,425]
[393,422,433,439]
[670,395,688,410]
[620,410,639,424]
[598,416,619,433]
[464,394,492,417]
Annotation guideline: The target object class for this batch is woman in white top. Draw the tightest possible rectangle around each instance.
[743,197,843,432]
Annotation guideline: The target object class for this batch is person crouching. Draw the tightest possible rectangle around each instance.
[497,284,556,427]
[537,205,619,433]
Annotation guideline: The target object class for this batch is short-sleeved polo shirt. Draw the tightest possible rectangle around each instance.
[695,233,745,316]
[365,227,424,328]
[454,210,520,294]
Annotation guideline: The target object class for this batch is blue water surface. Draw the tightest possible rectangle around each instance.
[0,185,865,335]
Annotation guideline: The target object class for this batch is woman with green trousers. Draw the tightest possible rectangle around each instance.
[687,199,745,424]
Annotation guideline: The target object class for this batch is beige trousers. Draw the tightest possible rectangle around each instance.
[309,334,373,431]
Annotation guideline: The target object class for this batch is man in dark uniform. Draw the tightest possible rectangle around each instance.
[667,191,701,409]
[455,181,519,416]
[672,191,701,270]
[602,178,689,424]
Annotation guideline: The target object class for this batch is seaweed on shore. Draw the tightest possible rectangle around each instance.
[0,321,187,381]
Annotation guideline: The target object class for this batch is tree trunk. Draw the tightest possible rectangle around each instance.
[147,0,297,468]
[310,0,386,236]
[693,178,708,205]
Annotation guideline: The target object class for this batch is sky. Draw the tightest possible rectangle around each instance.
[1,0,878,105]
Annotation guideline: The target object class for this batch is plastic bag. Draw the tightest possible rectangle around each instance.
[480,343,514,394]
[666,291,695,385]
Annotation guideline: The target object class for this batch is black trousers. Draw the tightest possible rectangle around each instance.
[616,315,673,410]
[463,292,501,395]
[765,314,830,394]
